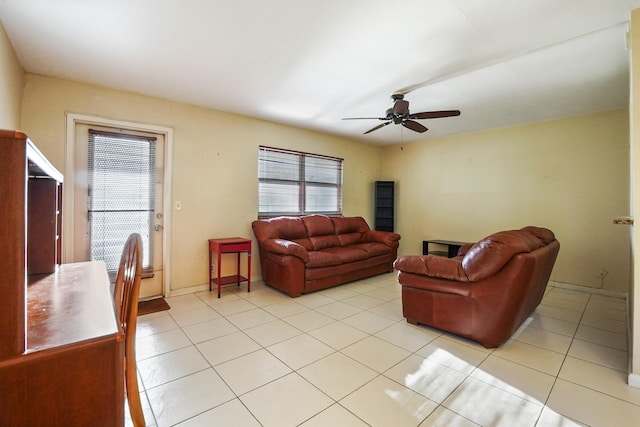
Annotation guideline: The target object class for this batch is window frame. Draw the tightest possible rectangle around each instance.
[258,146,343,218]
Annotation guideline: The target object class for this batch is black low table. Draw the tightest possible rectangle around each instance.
[422,240,469,258]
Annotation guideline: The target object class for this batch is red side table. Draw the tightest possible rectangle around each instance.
[208,237,251,298]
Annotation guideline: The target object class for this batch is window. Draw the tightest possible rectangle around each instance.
[88,129,156,277]
[259,146,343,217]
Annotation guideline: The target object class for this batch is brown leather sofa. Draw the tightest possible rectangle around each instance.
[393,226,559,348]
[252,215,401,297]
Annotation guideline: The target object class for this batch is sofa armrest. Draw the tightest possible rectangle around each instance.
[261,239,309,263]
[393,255,469,282]
[362,230,401,247]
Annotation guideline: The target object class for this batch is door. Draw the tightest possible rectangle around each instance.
[73,124,165,298]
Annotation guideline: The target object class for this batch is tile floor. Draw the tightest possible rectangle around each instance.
[128,273,640,427]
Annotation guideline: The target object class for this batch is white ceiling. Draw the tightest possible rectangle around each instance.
[1,0,639,146]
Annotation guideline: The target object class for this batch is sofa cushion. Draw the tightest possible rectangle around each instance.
[306,253,392,281]
[306,250,343,268]
[302,215,336,235]
[322,246,369,263]
[337,232,362,246]
[332,216,370,234]
[303,215,340,250]
[350,242,390,257]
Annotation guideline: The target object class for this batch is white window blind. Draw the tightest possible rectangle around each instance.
[88,129,156,276]
[259,146,343,216]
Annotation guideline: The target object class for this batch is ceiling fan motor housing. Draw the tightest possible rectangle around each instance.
[392,99,410,118]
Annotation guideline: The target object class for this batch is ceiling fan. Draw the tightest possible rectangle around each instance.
[343,94,461,134]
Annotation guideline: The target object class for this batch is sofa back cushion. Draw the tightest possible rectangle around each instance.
[462,227,555,281]
[252,215,380,252]
[332,216,370,246]
[302,215,340,250]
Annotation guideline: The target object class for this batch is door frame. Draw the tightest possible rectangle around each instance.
[64,113,174,297]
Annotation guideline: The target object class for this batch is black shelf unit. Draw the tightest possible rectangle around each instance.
[374,181,394,232]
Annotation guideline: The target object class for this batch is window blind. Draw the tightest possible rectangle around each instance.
[258,146,343,216]
[88,129,156,276]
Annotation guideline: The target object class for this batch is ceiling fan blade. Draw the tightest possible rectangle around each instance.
[402,120,428,133]
[364,121,391,134]
[342,117,386,120]
[410,110,461,120]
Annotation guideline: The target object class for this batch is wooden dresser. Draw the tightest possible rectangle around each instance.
[0,130,124,426]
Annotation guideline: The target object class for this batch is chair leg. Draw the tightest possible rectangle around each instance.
[125,342,145,426]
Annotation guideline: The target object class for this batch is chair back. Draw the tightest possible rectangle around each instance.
[113,233,145,426]
[114,233,143,331]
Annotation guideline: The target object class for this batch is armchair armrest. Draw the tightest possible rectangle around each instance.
[261,239,309,263]
[362,230,401,247]
[393,255,469,282]
[456,243,474,257]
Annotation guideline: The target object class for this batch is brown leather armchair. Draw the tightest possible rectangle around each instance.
[393,226,559,348]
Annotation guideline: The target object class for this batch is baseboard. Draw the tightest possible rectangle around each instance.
[167,283,208,297]
[548,280,627,299]
[629,373,640,389]
[166,275,263,298]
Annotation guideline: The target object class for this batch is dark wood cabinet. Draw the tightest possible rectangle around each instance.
[374,181,395,232]
[0,130,124,426]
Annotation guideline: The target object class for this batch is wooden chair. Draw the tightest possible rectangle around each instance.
[113,233,145,426]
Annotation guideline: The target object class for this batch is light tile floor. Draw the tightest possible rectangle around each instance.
[128,273,640,427]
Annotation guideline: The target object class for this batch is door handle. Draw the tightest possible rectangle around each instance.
[155,224,163,231]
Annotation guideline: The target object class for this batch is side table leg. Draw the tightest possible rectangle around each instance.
[217,250,222,298]
[247,251,251,293]
[236,252,241,287]
[208,248,212,292]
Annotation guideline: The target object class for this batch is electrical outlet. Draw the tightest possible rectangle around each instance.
[174,200,182,211]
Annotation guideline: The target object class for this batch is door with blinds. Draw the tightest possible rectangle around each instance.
[74,125,165,298]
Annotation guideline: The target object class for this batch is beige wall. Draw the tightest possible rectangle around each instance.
[19,73,631,295]
[381,109,630,293]
[19,73,382,293]
[0,21,23,129]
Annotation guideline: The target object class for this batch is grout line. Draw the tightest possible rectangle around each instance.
[549,281,627,299]
[134,275,634,426]
[534,291,593,426]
